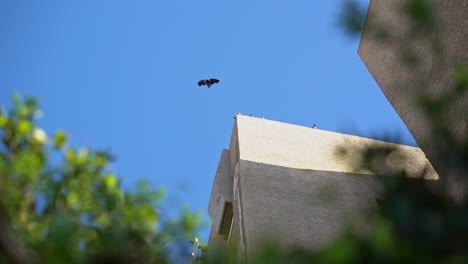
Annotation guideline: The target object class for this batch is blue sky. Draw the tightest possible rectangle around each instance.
[0,0,416,241]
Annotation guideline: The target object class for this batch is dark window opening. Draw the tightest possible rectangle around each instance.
[376,198,386,212]
[219,202,233,240]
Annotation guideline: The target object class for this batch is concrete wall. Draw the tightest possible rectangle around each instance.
[208,149,232,243]
[358,0,467,199]
[208,115,440,253]
[238,161,384,251]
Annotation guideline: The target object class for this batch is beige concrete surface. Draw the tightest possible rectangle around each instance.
[208,149,232,236]
[358,0,467,199]
[236,115,437,179]
[208,115,439,254]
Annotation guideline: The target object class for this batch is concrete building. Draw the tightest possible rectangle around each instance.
[358,0,468,200]
[207,115,437,254]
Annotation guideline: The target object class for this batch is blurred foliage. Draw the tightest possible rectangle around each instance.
[200,0,468,263]
[338,0,367,38]
[0,94,203,264]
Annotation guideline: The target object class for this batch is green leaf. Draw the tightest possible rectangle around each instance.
[455,65,468,90]
[17,106,29,118]
[371,219,395,255]
[65,149,77,163]
[103,174,118,190]
[66,191,80,210]
[24,97,39,109]
[405,0,434,29]
[317,235,357,263]
[16,119,33,135]
[0,115,7,127]
[96,213,111,227]
[0,155,8,174]
[77,148,89,164]
[53,130,68,149]
[12,151,43,181]
[12,93,21,105]
[93,152,109,167]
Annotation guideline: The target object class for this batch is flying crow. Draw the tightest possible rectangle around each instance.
[198,78,220,88]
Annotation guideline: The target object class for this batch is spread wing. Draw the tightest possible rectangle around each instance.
[198,80,207,86]
[208,79,220,85]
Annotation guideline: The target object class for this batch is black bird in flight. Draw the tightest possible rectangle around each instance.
[198,78,220,88]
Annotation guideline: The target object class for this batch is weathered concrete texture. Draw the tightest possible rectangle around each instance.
[236,115,437,179]
[208,225,224,247]
[358,0,468,199]
[208,149,232,239]
[208,115,439,253]
[239,161,384,252]
[229,122,240,178]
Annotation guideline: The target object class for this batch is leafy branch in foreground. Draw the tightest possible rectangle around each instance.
[0,94,203,264]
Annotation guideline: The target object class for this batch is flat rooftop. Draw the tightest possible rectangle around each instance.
[235,114,438,179]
